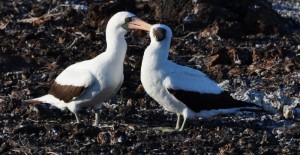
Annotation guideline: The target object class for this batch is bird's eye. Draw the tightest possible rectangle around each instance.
[125,17,134,23]
[122,17,135,31]
[153,27,166,41]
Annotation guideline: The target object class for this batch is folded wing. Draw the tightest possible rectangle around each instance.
[49,68,95,103]
[163,63,257,112]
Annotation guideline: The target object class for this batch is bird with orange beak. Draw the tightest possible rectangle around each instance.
[25,11,151,127]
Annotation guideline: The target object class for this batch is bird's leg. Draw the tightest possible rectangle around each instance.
[179,116,187,131]
[93,104,103,127]
[179,110,190,131]
[93,110,101,127]
[175,114,182,130]
[74,111,80,123]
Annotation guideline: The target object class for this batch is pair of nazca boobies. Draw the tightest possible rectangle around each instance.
[25,11,260,131]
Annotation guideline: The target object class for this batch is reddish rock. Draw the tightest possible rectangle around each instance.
[228,66,244,77]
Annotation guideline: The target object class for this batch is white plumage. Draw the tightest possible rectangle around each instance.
[141,24,260,131]
[25,11,151,126]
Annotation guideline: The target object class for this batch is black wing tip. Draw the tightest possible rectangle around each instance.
[238,100,265,111]
[167,88,264,112]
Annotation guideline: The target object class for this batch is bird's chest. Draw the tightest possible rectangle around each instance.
[141,71,165,98]
[98,69,122,88]
[90,67,123,99]
[142,73,179,113]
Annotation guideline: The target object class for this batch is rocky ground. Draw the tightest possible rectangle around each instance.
[0,0,300,154]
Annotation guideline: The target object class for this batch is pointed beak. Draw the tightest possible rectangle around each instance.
[127,17,152,32]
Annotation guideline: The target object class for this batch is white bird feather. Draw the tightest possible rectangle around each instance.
[25,11,151,126]
[141,24,260,131]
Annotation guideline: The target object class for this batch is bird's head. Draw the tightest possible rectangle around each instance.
[107,11,151,35]
[149,24,172,45]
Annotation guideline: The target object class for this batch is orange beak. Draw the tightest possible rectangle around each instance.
[127,17,152,31]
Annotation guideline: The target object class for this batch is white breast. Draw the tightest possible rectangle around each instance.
[141,66,186,114]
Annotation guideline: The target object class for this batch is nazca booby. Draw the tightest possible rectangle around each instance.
[141,24,260,131]
[25,12,151,126]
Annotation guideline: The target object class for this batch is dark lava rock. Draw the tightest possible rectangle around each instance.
[72,123,101,140]
[85,0,137,29]
[153,0,296,36]
[153,0,190,23]
[0,0,299,154]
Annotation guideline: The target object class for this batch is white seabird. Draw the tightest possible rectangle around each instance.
[25,11,151,126]
[141,24,260,131]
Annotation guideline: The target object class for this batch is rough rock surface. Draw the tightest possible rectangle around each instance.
[0,0,300,154]
[153,0,298,35]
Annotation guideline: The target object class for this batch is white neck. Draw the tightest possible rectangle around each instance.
[142,41,170,68]
[95,27,127,64]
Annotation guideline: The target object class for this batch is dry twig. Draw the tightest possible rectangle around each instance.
[0,22,9,29]
[173,32,198,40]
[46,152,59,155]
[17,4,71,24]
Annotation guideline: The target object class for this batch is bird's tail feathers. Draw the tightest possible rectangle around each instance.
[237,100,264,112]
[23,94,67,110]
[239,108,265,112]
